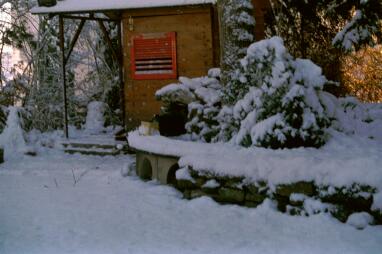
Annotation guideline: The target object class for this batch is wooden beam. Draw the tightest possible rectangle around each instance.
[103,11,122,20]
[62,14,119,22]
[121,4,212,18]
[59,15,69,139]
[65,19,86,65]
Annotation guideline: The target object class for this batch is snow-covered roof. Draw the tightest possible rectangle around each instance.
[31,0,216,14]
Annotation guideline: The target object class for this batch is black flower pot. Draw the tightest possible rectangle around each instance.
[38,0,57,7]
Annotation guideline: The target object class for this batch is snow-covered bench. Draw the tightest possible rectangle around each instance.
[128,131,181,184]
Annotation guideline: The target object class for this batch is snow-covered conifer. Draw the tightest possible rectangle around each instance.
[219,0,255,104]
[227,37,332,148]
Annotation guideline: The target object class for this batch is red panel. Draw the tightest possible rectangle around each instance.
[131,32,177,80]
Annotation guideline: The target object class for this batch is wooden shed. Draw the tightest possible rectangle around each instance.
[32,0,271,134]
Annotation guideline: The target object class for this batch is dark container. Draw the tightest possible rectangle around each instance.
[0,148,3,164]
[38,0,57,7]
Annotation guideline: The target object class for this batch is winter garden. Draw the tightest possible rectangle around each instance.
[1,0,382,253]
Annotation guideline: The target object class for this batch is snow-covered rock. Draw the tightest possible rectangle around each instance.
[346,212,374,229]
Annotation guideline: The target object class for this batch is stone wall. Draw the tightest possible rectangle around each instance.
[174,167,382,226]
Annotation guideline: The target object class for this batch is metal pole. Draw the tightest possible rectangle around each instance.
[117,21,126,128]
[59,15,69,139]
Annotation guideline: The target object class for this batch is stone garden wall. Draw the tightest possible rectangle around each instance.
[175,167,382,226]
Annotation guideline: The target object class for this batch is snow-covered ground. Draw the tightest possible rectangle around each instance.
[1,149,381,254]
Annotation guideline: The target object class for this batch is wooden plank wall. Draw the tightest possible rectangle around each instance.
[122,6,216,129]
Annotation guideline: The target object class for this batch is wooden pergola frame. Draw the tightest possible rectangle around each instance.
[54,12,125,138]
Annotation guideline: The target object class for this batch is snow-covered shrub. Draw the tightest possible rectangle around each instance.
[156,69,223,141]
[0,107,28,158]
[227,37,332,148]
[158,37,333,148]
[322,96,382,141]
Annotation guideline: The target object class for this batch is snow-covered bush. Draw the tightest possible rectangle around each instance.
[322,96,382,141]
[156,69,223,141]
[157,37,333,148]
[0,107,29,158]
[157,37,382,149]
[223,37,332,148]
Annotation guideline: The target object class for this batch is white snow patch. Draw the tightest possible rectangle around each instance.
[84,101,106,135]
[290,193,307,202]
[346,212,374,230]
[372,192,382,211]
[0,107,27,159]
[175,167,195,182]
[202,179,220,188]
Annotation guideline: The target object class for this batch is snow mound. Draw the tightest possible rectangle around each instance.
[0,107,27,159]
[346,212,374,230]
[202,179,220,188]
[84,101,106,134]
[121,161,136,177]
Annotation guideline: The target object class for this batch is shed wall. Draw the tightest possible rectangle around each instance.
[122,6,216,129]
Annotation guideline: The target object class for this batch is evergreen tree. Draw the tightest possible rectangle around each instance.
[265,0,382,85]
[218,0,255,104]
[220,37,332,148]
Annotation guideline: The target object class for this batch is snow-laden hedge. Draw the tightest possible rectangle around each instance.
[157,37,335,148]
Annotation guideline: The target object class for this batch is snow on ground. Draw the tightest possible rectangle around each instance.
[1,149,382,254]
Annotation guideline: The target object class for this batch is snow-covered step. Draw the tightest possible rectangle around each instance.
[64,147,123,156]
[61,139,130,156]
[62,142,118,150]
[58,131,133,156]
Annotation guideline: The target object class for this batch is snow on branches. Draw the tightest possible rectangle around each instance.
[157,37,335,148]
[333,0,382,52]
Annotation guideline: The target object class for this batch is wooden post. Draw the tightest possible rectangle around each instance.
[59,15,69,139]
[117,21,126,128]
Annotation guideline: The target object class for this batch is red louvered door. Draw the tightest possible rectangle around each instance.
[130,32,177,80]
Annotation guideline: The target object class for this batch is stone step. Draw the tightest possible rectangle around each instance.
[59,133,131,156]
[64,147,123,156]
[62,142,119,150]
